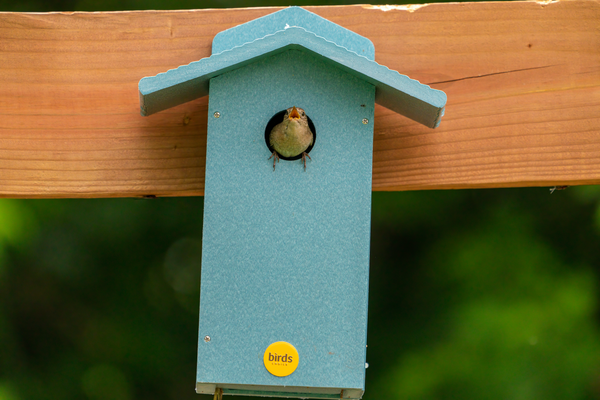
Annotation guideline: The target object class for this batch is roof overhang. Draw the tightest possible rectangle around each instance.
[139,26,446,128]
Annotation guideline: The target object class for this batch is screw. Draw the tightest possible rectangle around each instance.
[362,118,369,124]
[204,335,211,342]
[214,111,221,118]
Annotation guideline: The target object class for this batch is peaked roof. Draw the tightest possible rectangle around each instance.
[211,6,375,61]
[139,27,446,128]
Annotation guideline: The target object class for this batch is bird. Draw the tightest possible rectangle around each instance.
[268,106,314,171]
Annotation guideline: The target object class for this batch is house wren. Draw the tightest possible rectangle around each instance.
[268,106,314,171]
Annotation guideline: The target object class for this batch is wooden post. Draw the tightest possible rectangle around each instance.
[0,1,599,198]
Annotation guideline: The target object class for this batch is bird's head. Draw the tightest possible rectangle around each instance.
[286,106,306,122]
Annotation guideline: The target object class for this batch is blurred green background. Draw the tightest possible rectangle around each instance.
[1,0,599,399]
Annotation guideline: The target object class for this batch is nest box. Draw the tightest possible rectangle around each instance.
[139,7,446,400]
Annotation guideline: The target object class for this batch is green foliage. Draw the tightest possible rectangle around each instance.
[368,188,600,400]
[0,188,598,400]
[374,197,599,399]
[0,198,204,400]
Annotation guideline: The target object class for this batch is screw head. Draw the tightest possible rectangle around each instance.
[204,335,211,342]
[362,118,369,125]
[214,111,221,118]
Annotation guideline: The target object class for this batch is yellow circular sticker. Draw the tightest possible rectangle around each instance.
[263,341,299,377]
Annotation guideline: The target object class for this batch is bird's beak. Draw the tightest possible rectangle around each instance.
[288,106,301,120]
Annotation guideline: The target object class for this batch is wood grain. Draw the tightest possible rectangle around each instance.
[0,1,599,198]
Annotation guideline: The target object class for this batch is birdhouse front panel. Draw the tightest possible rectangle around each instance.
[138,7,446,399]
[196,48,375,398]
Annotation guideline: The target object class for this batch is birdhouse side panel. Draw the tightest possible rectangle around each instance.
[198,49,375,394]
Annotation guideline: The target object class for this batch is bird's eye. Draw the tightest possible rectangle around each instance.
[300,111,305,116]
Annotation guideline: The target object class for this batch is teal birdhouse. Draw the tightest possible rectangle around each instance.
[139,7,446,400]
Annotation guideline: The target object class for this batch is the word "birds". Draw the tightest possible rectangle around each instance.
[268,106,314,171]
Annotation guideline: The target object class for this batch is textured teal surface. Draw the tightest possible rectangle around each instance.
[136,8,448,397]
[222,389,343,399]
[197,50,374,393]
[212,6,375,60]
[139,25,446,128]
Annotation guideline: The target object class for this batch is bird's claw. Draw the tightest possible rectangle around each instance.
[302,152,311,171]
[269,151,311,171]
[269,151,280,171]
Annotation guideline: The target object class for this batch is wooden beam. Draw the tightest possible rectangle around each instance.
[1,1,599,198]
